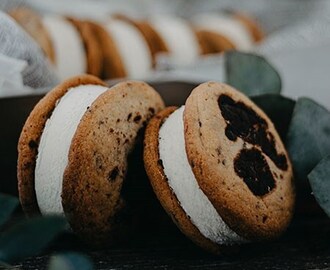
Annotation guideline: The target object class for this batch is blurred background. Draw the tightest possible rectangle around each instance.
[0,0,329,109]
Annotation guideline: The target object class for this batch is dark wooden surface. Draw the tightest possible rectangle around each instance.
[13,216,330,269]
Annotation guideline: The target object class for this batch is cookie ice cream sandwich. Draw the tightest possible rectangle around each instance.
[103,19,153,79]
[112,14,168,67]
[10,8,102,79]
[144,82,294,254]
[85,21,126,79]
[17,75,164,244]
[149,16,201,66]
[193,12,263,53]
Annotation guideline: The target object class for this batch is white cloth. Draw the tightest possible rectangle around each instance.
[0,11,58,91]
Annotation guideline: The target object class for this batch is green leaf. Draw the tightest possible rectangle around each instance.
[48,252,93,270]
[0,260,12,268]
[308,155,330,217]
[0,194,19,227]
[252,94,295,141]
[0,216,67,263]
[225,51,282,96]
[286,98,330,181]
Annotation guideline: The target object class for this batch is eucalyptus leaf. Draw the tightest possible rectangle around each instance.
[0,260,12,268]
[286,98,330,181]
[0,194,19,227]
[48,252,93,270]
[225,51,281,96]
[252,94,295,141]
[308,155,330,217]
[0,216,67,263]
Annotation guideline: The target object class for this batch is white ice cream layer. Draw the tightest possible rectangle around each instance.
[150,16,200,66]
[193,14,254,51]
[35,84,108,215]
[42,16,87,80]
[105,20,152,79]
[158,106,245,245]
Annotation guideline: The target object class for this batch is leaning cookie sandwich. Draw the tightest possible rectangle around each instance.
[144,81,295,254]
[17,74,164,245]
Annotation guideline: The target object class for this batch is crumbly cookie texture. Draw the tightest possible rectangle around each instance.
[62,80,164,244]
[184,82,294,240]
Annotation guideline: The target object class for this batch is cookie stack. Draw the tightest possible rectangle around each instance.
[10,7,264,81]
[17,75,294,253]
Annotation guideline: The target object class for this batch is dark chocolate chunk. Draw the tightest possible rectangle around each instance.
[218,94,288,170]
[134,115,142,123]
[108,166,119,182]
[157,159,164,169]
[28,140,38,149]
[148,107,155,114]
[234,148,275,196]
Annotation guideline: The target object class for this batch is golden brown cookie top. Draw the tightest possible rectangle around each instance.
[184,82,295,240]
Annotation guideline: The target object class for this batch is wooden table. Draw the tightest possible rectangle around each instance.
[16,216,330,269]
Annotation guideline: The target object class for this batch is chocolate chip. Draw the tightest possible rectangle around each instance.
[157,159,164,169]
[116,119,120,123]
[134,115,142,123]
[218,95,288,170]
[262,216,268,223]
[149,107,155,114]
[108,167,119,182]
[234,148,275,196]
[127,113,132,121]
[28,140,38,149]
[23,161,32,169]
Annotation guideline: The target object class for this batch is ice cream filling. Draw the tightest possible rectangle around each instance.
[158,106,246,245]
[42,16,87,80]
[193,14,254,51]
[150,16,200,66]
[105,20,152,79]
[35,84,109,215]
